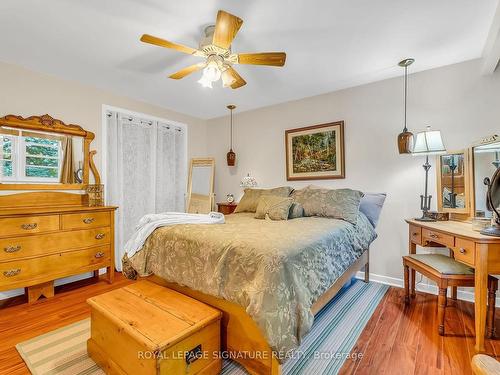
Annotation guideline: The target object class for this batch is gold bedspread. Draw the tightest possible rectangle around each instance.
[125,212,376,359]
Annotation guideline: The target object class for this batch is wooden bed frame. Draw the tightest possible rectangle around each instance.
[144,249,370,375]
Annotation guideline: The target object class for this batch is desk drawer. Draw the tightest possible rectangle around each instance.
[422,228,455,248]
[454,238,475,266]
[0,227,111,262]
[0,246,110,287]
[0,215,59,238]
[409,225,422,245]
[62,212,110,230]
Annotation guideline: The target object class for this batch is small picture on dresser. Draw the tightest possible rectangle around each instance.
[285,121,345,180]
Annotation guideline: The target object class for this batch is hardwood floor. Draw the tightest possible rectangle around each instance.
[0,273,133,375]
[340,287,500,375]
[0,278,498,375]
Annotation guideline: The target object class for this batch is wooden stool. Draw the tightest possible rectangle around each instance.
[403,254,498,337]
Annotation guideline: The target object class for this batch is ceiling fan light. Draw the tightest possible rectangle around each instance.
[197,75,213,88]
[203,64,221,82]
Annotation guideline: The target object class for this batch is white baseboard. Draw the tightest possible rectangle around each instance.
[0,269,107,300]
[355,271,500,306]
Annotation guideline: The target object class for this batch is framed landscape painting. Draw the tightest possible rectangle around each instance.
[285,121,345,180]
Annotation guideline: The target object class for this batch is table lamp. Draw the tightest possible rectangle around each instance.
[412,126,446,221]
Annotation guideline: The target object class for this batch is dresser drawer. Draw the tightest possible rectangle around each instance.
[0,227,111,262]
[61,212,111,230]
[422,228,455,248]
[453,238,475,266]
[409,225,422,245]
[0,215,59,238]
[0,246,110,288]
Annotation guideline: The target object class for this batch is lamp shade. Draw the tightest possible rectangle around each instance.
[240,173,257,188]
[412,127,446,155]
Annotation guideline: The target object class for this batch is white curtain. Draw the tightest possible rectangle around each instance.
[105,112,186,271]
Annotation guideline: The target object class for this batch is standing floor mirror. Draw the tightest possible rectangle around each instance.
[186,158,215,214]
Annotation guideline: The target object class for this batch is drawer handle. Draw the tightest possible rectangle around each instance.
[429,233,439,239]
[412,232,419,237]
[459,248,466,254]
[21,223,38,230]
[95,251,105,259]
[3,269,21,277]
[4,245,21,253]
[95,233,106,240]
[83,218,95,224]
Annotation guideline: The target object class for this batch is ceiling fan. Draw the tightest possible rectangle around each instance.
[140,10,286,89]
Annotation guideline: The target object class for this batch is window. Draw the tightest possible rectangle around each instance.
[1,135,13,179]
[0,132,62,183]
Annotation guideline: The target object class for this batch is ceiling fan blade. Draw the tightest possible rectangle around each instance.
[140,34,199,55]
[169,63,205,79]
[224,66,246,89]
[212,10,243,49]
[237,52,286,67]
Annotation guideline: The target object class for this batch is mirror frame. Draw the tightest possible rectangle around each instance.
[186,157,215,214]
[436,148,473,219]
[471,134,500,219]
[0,114,94,190]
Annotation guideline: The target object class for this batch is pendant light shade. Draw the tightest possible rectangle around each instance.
[397,58,415,154]
[226,105,236,166]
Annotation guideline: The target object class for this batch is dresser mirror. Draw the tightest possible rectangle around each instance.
[186,158,215,214]
[0,114,94,190]
[436,149,472,216]
[473,135,500,218]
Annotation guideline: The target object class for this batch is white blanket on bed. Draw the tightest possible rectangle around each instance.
[124,211,225,258]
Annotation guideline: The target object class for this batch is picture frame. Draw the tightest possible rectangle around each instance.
[285,121,345,181]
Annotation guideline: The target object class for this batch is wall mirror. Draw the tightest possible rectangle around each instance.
[436,149,472,216]
[473,136,500,218]
[0,114,94,190]
[186,158,215,214]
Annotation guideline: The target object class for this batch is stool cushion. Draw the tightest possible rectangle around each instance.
[407,254,474,275]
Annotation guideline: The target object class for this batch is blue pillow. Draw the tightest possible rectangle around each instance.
[360,193,387,228]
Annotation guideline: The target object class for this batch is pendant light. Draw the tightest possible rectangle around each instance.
[397,58,415,154]
[227,105,236,166]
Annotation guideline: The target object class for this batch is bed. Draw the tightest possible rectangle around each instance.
[124,210,377,375]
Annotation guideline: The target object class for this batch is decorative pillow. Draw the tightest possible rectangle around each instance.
[235,186,293,213]
[255,195,294,220]
[288,202,305,219]
[359,193,387,228]
[292,187,364,224]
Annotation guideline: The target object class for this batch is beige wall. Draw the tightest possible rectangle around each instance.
[206,59,500,282]
[0,61,208,172]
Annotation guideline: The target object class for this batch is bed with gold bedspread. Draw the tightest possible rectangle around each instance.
[124,211,376,360]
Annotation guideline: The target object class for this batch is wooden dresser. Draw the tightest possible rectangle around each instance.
[0,192,117,303]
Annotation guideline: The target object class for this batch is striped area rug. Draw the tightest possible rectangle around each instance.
[16,280,387,375]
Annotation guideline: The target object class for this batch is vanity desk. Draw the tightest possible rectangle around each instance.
[405,135,500,353]
[406,218,500,353]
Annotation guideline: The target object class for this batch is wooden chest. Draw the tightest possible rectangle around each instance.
[87,281,222,375]
[0,203,116,303]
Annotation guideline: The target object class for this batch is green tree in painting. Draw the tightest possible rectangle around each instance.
[292,130,336,173]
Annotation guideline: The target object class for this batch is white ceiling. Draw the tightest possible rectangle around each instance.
[0,0,497,119]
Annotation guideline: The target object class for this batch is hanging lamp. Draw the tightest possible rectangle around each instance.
[397,58,415,154]
[227,105,236,166]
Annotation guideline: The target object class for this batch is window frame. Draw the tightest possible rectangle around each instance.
[0,133,62,183]
[0,134,16,182]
